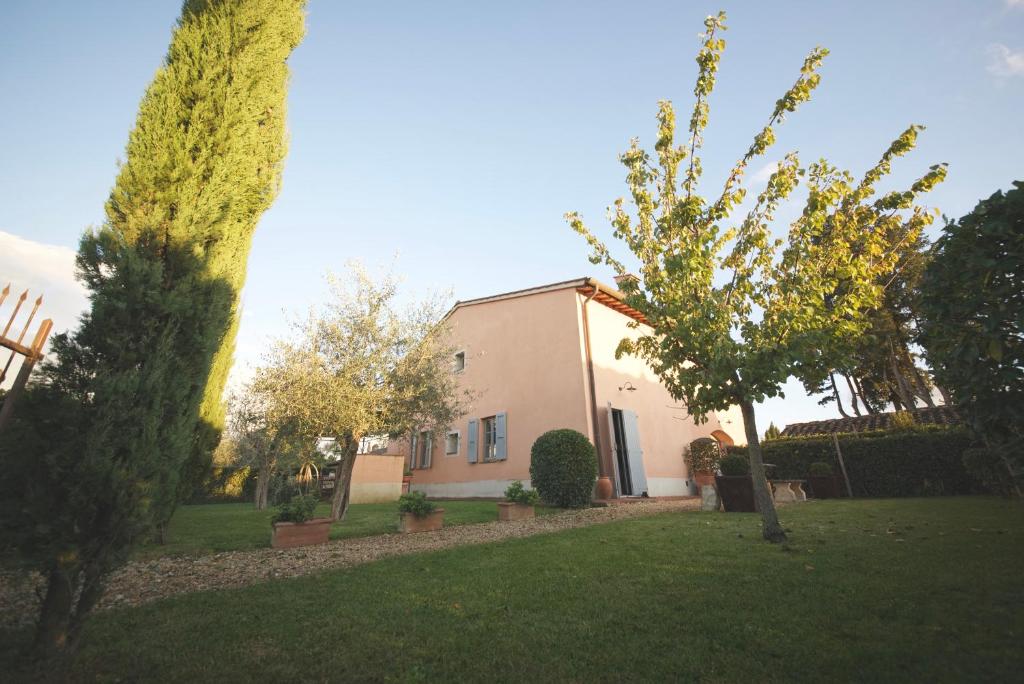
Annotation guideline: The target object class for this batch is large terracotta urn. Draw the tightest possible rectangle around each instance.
[693,472,716,488]
[595,476,614,500]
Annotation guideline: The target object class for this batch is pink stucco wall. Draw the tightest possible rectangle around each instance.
[407,281,744,498]
[408,287,591,497]
[580,290,742,496]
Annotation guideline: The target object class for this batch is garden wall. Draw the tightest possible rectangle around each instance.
[727,426,980,497]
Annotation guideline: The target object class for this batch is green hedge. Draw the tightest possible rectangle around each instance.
[186,466,257,504]
[727,426,980,497]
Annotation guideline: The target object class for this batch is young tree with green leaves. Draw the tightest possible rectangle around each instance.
[0,0,305,659]
[254,266,470,521]
[918,181,1023,495]
[764,422,781,441]
[567,12,945,541]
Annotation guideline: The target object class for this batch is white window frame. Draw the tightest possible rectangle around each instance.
[453,350,466,373]
[481,416,498,462]
[445,430,460,456]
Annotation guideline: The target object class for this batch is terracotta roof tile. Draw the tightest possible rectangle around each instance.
[779,406,961,437]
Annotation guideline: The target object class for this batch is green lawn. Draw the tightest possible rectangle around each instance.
[5,498,1022,682]
[133,500,521,560]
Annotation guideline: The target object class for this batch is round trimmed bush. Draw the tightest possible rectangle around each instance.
[529,429,598,508]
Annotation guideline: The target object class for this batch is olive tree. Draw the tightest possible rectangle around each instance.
[567,12,946,541]
[255,265,470,521]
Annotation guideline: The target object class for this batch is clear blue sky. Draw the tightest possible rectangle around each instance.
[1,0,1021,432]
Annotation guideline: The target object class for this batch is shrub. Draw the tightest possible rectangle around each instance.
[398,491,438,518]
[504,480,540,506]
[529,429,598,508]
[962,447,1017,497]
[808,461,834,476]
[726,426,979,497]
[271,494,319,525]
[889,411,917,431]
[685,437,721,473]
[718,454,750,476]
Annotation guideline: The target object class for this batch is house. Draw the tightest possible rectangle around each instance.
[406,276,744,499]
[779,405,960,437]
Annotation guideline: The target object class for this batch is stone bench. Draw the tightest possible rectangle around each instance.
[770,479,807,504]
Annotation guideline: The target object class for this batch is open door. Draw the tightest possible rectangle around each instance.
[609,406,648,497]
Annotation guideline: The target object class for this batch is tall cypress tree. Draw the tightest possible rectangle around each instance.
[0,0,305,658]
[105,0,307,528]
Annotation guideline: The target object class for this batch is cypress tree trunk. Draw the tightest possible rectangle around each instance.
[739,400,786,543]
[33,564,76,660]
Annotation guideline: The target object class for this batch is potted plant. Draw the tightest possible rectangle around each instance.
[498,480,540,521]
[686,437,722,489]
[808,461,842,499]
[398,491,445,533]
[402,468,413,494]
[715,454,757,512]
[270,494,332,549]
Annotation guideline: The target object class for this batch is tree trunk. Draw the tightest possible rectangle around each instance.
[908,360,937,408]
[254,462,272,511]
[854,376,877,414]
[739,399,786,543]
[66,562,106,654]
[888,345,916,410]
[829,373,851,418]
[844,374,862,416]
[330,438,360,521]
[33,563,77,659]
[936,384,953,406]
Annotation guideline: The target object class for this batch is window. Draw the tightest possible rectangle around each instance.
[445,431,460,455]
[417,431,432,469]
[453,350,466,372]
[482,416,497,461]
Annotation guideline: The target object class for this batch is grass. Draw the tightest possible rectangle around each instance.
[133,499,533,560]
[5,497,1022,682]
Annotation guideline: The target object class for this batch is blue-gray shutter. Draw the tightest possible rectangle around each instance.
[621,410,648,496]
[423,433,432,469]
[495,412,508,460]
[409,432,418,471]
[467,418,478,463]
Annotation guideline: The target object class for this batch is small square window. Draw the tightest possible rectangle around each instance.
[445,432,459,455]
[454,351,466,372]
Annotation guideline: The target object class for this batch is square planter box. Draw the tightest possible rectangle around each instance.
[715,475,757,512]
[497,502,535,521]
[271,517,332,549]
[808,475,843,499]
[399,509,445,533]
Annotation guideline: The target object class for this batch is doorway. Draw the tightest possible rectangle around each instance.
[609,407,648,497]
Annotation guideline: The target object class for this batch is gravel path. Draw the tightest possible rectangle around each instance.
[0,499,697,628]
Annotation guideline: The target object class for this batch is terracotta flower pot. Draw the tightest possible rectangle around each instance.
[399,509,445,533]
[402,475,413,494]
[693,472,716,488]
[271,517,332,549]
[497,502,535,521]
[595,476,614,500]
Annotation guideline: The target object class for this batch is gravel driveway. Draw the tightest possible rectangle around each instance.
[0,498,697,628]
